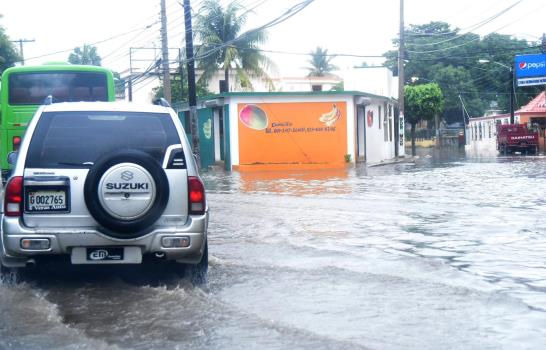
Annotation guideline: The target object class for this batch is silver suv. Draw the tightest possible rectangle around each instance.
[0,101,208,282]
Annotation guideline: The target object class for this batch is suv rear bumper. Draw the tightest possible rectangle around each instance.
[1,213,208,267]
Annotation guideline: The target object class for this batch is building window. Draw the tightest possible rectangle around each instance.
[311,85,322,92]
[378,105,382,129]
[488,122,492,138]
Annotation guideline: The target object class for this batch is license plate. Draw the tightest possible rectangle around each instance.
[27,190,67,212]
[87,247,124,261]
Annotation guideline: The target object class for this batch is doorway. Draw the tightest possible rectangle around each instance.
[213,108,225,162]
[357,105,366,160]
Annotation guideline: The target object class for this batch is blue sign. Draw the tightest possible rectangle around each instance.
[514,53,546,86]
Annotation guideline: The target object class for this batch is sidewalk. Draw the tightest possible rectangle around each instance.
[367,155,415,167]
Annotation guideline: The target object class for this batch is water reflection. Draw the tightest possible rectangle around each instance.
[203,167,351,195]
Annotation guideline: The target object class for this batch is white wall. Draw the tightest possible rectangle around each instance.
[341,67,398,99]
[363,99,396,164]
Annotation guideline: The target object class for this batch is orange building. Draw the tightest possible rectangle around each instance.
[179,91,402,171]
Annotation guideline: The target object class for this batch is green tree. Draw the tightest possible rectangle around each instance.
[306,47,338,77]
[0,16,20,73]
[405,83,444,156]
[429,65,484,123]
[195,0,274,91]
[68,44,101,66]
[154,64,211,104]
[384,22,540,123]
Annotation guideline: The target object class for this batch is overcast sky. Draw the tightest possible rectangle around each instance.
[1,0,545,77]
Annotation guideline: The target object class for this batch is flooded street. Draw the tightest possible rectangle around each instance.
[2,149,546,350]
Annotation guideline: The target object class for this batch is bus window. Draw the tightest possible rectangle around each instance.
[8,72,108,105]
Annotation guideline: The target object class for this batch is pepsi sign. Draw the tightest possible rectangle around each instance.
[515,53,546,86]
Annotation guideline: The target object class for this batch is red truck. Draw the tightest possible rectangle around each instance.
[496,124,539,155]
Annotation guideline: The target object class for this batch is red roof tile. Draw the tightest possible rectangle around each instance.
[516,91,546,113]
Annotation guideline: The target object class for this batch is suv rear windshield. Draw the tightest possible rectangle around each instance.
[26,111,181,168]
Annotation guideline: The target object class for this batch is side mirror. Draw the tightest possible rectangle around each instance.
[7,151,18,166]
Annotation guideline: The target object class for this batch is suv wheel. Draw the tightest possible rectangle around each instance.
[189,240,208,285]
[0,264,21,285]
[84,150,170,238]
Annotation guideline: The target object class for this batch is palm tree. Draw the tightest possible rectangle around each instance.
[306,47,337,77]
[195,0,274,91]
[68,44,101,66]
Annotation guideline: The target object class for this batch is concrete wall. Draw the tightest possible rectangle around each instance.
[466,114,514,156]
[361,99,396,164]
[341,67,398,99]
[226,94,355,169]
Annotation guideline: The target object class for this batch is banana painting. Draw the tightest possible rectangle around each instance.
[319,104,341,126]
[203,118,212,139]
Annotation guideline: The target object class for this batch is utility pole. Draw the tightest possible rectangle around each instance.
[160,0,172,103]
[509,67,515,124]
[459,95,466,145]
[183,0,201,167]
[11,39,35,65]
[397,0,406,156]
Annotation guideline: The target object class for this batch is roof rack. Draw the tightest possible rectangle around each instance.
[153,98,171,107]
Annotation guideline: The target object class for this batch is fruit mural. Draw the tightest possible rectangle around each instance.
[319,104,341,127]
[237,102,347,168]
[203,118,212,139]
[239,105,268,130]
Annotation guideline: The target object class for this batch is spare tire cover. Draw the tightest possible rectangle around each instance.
[84,150,169,238]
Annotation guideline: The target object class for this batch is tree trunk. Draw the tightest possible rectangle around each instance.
[224,68,229,92]
[411,122,417,157]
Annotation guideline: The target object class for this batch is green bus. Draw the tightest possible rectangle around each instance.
[0,63,116,179]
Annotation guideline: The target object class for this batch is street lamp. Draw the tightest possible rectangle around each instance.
[478,59,515,124]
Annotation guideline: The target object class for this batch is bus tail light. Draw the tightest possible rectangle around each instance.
[12,136,21,152]
[188,176,205,215]
[5,176,23,217]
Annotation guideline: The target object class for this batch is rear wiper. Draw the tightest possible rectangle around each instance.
[56,161,94,167]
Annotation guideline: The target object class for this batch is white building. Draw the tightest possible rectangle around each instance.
[466,113,517,156]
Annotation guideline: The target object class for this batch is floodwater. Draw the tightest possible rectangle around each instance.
[2,148,546,350]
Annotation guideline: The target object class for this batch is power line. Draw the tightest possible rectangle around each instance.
[406,0,523,45]
[406,1,544,54]
[189,0,315,64]
[404,0,516,37]
[24,22,159,62]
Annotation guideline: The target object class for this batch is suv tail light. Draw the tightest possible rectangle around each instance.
[188,176,205,215]
[5,176,23,217]
[12,136,21,152]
